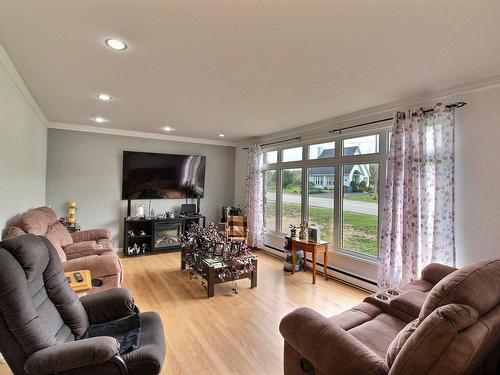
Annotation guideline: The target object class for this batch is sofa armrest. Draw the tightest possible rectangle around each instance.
[80,288,138,324]
[279,307,388,375]
[63,240,98,258]
[421,263,457,285]
[390,290,428,318]
[72,229,111,243]
[24,337,120,375]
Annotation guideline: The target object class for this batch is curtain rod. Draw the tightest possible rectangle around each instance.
[243,136,302,150]
[329,101,466,135]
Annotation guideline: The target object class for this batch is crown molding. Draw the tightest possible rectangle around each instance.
[0,43,48,126]
[48,122,237,147]
[257,75,500,144]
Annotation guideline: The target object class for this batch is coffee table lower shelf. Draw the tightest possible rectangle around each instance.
[181,256,257,298]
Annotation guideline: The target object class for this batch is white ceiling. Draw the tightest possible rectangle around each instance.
[0,1,499,142]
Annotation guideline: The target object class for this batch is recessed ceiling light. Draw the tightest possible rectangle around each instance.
[97,93,112,101]
[105,39,127,50]
[94,117,106,123]
[218,133,225,137]
[163,126,174,132]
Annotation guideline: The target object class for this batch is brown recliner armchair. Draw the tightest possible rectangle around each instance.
[280,260,500,375]
[0,234,166,375]
[4,206,122,292]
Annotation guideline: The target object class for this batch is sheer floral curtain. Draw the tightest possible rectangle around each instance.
[245,144,264,248]
[378,104,455,289]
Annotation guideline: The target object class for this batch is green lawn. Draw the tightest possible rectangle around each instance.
[264,202,378,257]
[343,192,378,203]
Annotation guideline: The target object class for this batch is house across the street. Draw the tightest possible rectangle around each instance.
[309,147,370,190]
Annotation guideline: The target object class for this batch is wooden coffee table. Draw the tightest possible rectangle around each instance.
[291,239,329,284]
[181,254,257,298]
[64,269,92,296]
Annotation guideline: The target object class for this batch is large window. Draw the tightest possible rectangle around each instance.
[309,141,335,160]
[264,151,278,164]
[263,170,277,231]
[282,147,303,162]
[343,134,379,155]
[281,168,302,233]
[262,130,388,259]
[341,163,379,257]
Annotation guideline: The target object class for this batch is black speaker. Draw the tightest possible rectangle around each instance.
[181,204,196,214]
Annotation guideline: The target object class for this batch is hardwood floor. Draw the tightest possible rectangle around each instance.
[0,251,367,375]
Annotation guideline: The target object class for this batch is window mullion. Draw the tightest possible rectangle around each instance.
[302,167,308,223]
[333,162,341,251]
[276,168,283,234]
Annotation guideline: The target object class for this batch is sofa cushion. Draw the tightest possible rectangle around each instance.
[329,302,382,330]
[63,241,97,256]
[420,259,500,321]
[385,318,418,367]
[3,226,26,240]
[16,207,57,235]
[347,313,406,359]
[71,229,111,243]
[389,304,478,374]
[45,231,68,262]
[47,222,73,246]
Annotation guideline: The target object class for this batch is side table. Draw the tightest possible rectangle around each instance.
[291,239,329,284]
[64,269,92,296]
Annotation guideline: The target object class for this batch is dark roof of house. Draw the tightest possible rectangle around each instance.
[309,146,359,176]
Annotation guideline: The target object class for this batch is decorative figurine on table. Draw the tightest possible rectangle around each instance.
[299,219,309,240]
[289,224,298,238]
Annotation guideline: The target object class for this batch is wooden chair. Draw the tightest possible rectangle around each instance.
[225,215,249,244]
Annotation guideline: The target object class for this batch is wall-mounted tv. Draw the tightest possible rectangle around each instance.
[122,151,206,199]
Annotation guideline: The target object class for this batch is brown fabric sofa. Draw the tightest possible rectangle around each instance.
[0,234,165,375]
[4,206,122,293]
[280,260,500,375]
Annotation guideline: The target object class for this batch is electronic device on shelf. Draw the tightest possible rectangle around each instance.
[181,203,197,215]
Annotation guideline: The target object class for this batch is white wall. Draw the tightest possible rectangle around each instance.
[454,85,500,266]
[0,45,47,234]
[236,82,500,285]
[46,129,235,247]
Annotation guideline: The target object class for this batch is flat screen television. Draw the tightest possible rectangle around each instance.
[122,151,206,199]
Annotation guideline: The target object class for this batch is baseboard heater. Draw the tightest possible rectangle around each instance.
[263,244,377,292]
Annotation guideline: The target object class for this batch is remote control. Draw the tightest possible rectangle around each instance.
[73,272,84,283]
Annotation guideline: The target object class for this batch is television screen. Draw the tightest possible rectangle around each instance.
[122,151,206,199]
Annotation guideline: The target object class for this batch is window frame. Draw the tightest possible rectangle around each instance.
[262,127,390,261]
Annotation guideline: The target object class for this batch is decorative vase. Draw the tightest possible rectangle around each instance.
[299,219,309,240]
